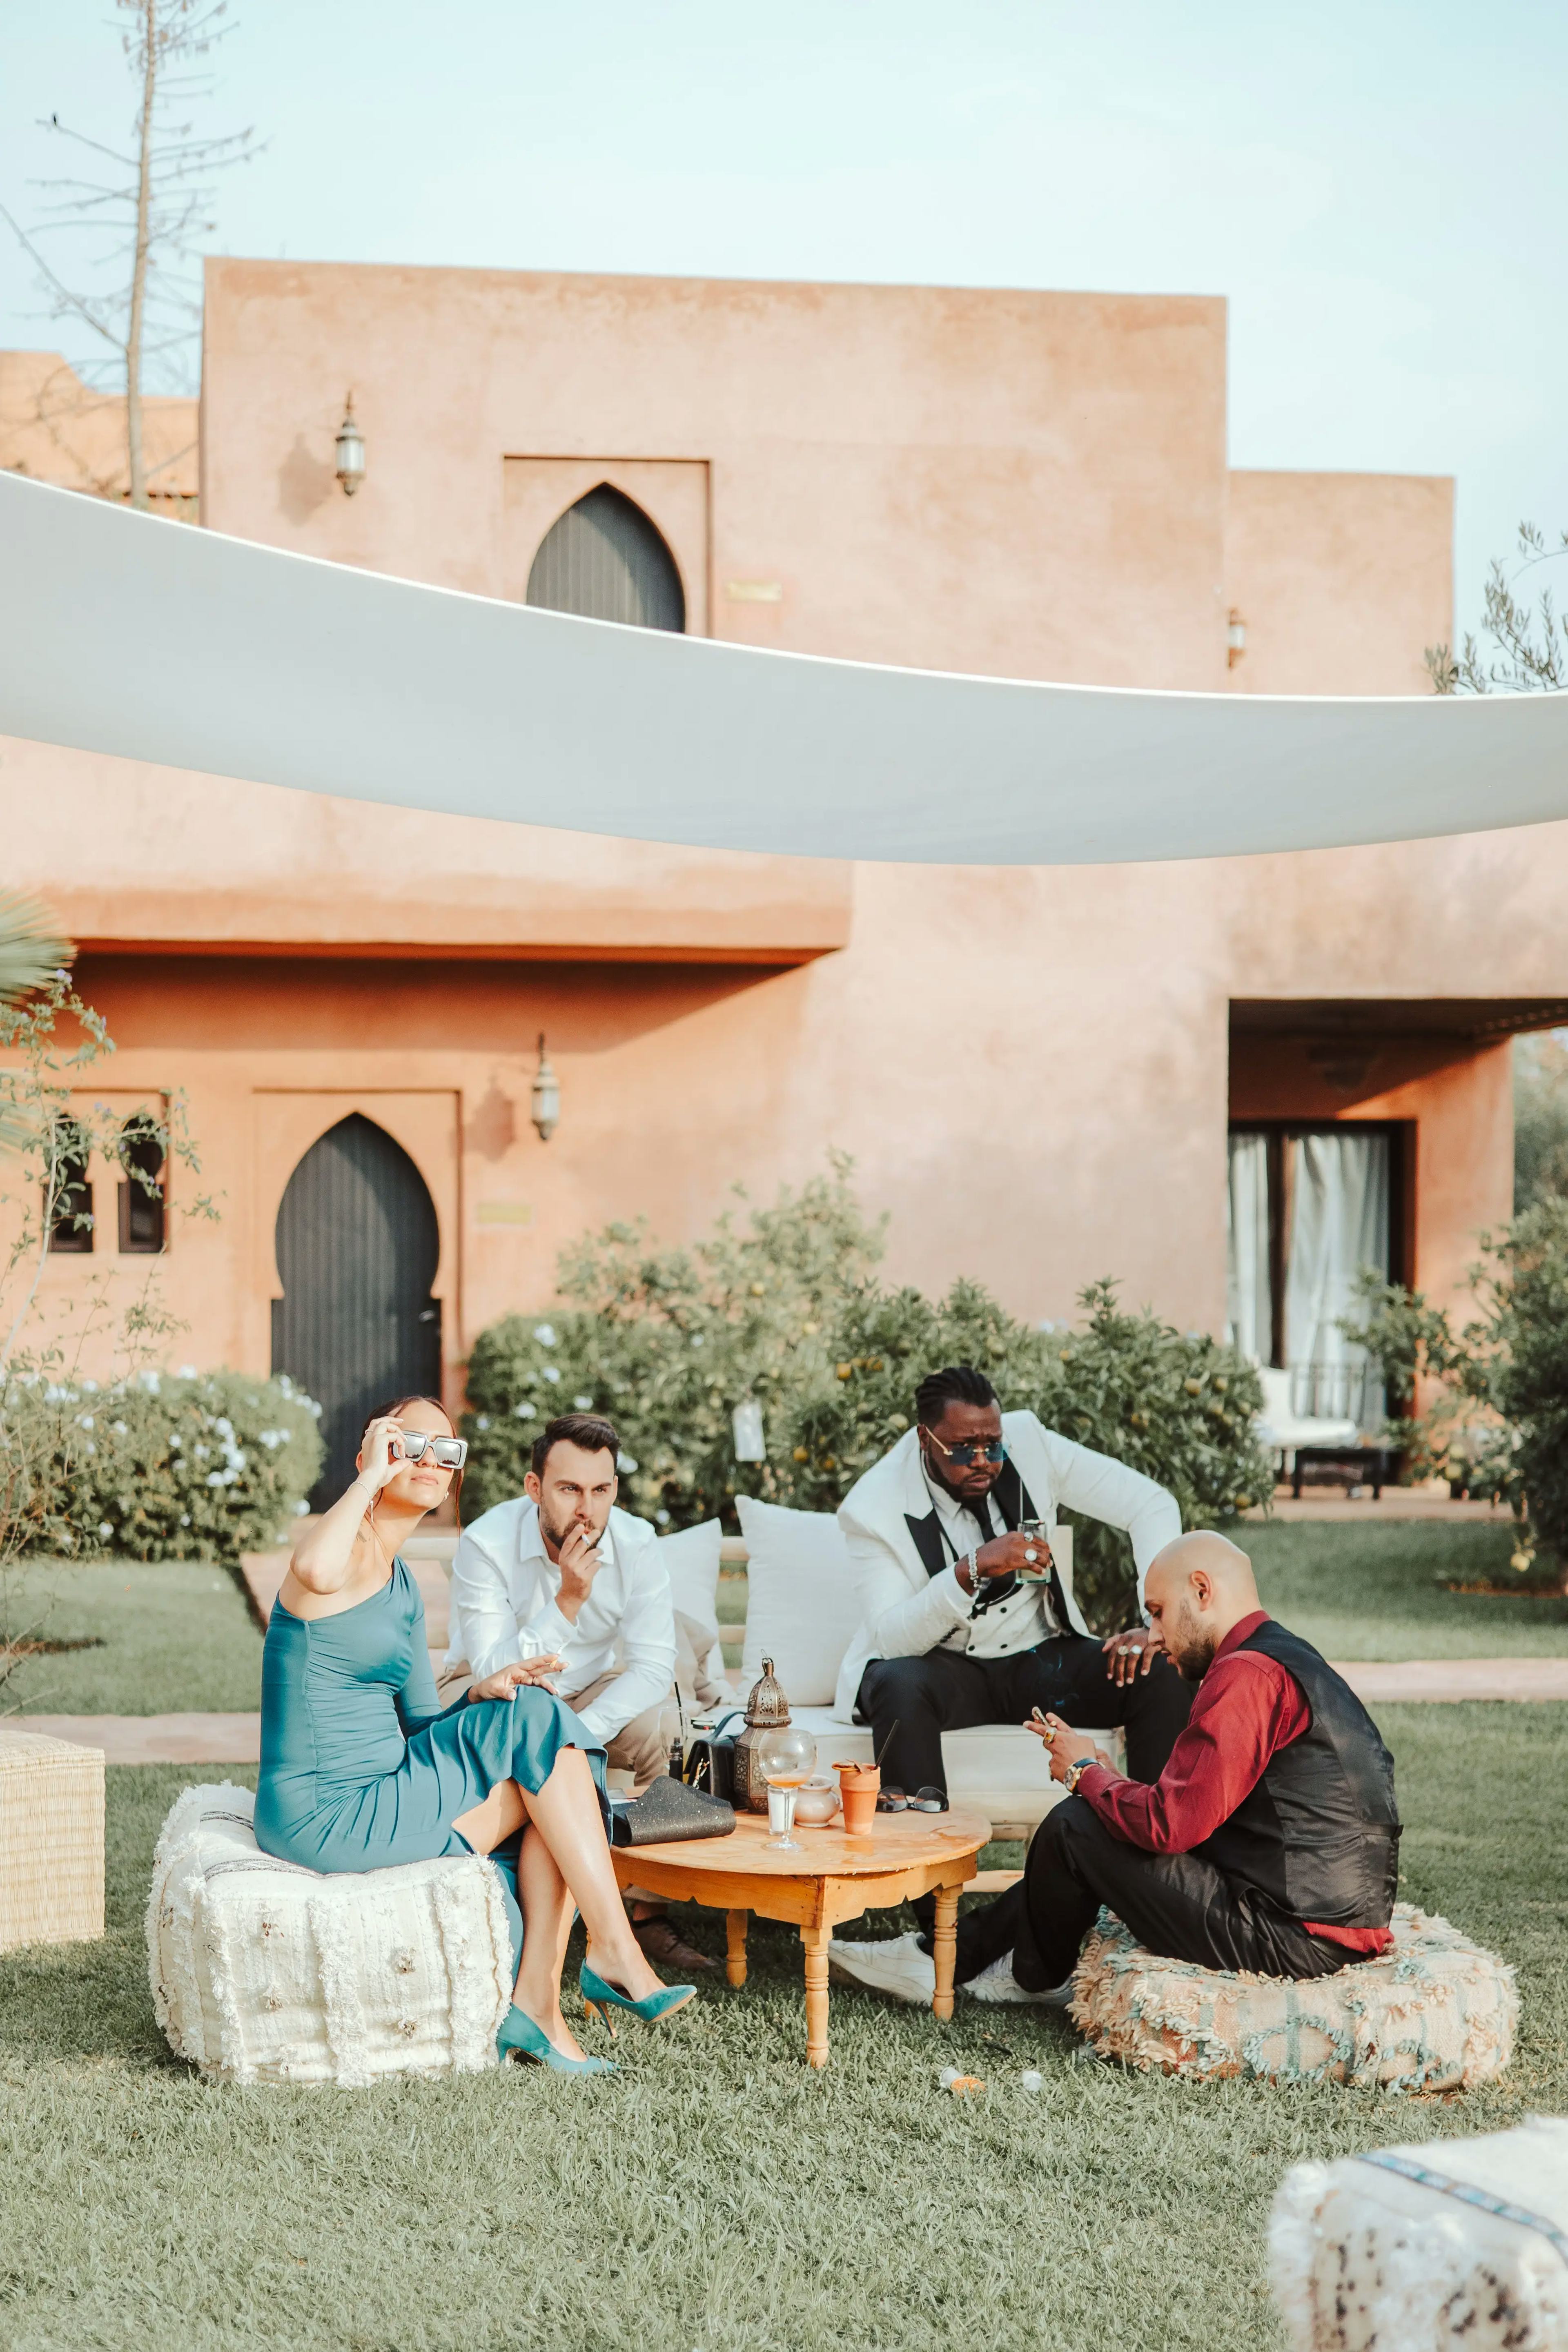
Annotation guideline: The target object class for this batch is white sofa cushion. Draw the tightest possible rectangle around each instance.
[737,1494,862,1707]
[656,1518,725,1684]
[146,1784,512,2085]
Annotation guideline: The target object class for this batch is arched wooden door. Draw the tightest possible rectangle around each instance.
[526,483,686,631]
[271,1114,442,1507]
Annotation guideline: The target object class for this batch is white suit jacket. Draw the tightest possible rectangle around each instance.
[445,1496,676,1745]
[832,1412,1181,1719]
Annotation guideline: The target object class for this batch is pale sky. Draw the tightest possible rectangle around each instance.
[4,0,1566,647]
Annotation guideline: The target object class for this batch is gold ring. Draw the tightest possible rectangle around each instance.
[1042,1724,1055,1746]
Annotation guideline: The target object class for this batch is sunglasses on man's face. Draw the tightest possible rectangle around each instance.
[922,1428,1006,1467]
[396,1433,468,1469]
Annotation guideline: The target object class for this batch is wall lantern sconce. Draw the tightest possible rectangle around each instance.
[1227,608,1247,668]
[530,1033,560,1143]
[334,394,365,496]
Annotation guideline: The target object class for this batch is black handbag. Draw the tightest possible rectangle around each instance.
[682,1709,746,1805]
[608,1773,735,1847]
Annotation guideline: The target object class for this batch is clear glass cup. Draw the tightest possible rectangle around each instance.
[1016,1518,1054,1579]
[756,1724,817,1852]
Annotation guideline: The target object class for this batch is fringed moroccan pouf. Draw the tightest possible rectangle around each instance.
[146,1784,513,2086]
[1270,2118,1568,2351]
[1069,1903,1516,2090]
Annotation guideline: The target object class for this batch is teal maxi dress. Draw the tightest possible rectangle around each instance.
[254,1556,608,1972]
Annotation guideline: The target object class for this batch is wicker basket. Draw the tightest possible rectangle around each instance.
[0,1727,105,1952]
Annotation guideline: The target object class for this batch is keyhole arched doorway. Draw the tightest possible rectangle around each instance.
[271,1113,443,1507]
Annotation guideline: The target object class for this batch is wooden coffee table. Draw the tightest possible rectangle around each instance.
[610,1806,991,2067]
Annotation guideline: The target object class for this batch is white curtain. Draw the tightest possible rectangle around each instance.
[1283,1132,1389,1425]
[1225,1133,1272,1362]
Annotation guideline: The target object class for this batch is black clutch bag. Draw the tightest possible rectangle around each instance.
[682,1709,746,1804]
[608,1774,735,1847]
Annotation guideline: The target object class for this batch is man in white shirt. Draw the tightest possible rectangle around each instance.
[445,1412,676,1788]
[445,1411,713,1970]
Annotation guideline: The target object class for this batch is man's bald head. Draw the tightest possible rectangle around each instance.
[1143,1531,1261,1681]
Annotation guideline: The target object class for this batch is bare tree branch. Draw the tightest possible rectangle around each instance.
[2,0,261,508]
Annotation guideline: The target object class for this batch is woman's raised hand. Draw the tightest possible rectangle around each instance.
[356,1416,408,1496]
[468,1657,566,1705]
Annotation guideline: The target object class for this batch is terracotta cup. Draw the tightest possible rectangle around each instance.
[834,1761,880,1834]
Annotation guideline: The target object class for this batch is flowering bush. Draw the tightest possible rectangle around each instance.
[462,1167,1270,1630]
[0,1368,323,1564]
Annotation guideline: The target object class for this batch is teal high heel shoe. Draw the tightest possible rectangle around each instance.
[579,1959,699,2039]
[497,2002,616,2075]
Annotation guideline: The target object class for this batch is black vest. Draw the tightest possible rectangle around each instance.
[1197,1618,1401,1929]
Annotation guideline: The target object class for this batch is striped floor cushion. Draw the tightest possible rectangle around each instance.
[146,1784,513,2086]
[1069,1902,1516,2090]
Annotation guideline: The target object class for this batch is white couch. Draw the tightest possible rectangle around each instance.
[711,1501,1118,1835]
[425,1509,1123,1835]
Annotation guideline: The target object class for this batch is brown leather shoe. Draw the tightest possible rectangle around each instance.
[632,1913,718,1971]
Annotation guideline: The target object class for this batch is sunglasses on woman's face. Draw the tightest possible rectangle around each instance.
[922,1428,1006,1467]
[396,1433,468,1469]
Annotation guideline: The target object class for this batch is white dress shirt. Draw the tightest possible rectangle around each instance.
[445,1495,676,1745]
[922,1466,1059,1659]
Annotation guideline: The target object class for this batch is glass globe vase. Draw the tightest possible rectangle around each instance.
[756,1723,817,1851]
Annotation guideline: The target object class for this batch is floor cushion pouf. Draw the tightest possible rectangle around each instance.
[1069,1902,1516,2090]
[146,1784,513,2086]
[1270,2117,1568,2350]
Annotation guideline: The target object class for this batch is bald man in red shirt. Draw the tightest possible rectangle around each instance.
[958,1530,1402,2000]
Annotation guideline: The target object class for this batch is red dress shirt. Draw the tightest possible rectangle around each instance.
[1072,1608,1393,1956]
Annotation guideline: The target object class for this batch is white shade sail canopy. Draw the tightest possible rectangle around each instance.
[2,469,1566,866]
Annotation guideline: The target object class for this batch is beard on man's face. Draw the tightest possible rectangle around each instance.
[1167,1608,1220,1683]
[541,1499,601,1554]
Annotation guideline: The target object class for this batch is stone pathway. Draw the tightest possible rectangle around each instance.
[24,1656,1568,1764]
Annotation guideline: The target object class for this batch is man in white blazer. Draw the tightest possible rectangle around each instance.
[829,1363,1191,1996]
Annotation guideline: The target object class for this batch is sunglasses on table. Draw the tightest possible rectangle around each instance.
[921,1428,1007,1467]
[394,1433,468,1469]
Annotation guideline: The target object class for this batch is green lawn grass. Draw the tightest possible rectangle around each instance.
[0,1703,1562,2352]
[1247,1519,1568,1659]
[3,1563,263,1715]
[2,1523,1559,1729]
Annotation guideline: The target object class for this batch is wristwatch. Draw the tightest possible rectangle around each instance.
[1064,1756,1096,1795]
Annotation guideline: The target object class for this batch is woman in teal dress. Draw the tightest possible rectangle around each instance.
[255,1394,695,2074]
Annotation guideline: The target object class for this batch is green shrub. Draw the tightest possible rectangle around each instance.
[1348,1197,1568,1576]
[1,1368,323,1564]
[787,1277,1269,1627]
[462,1169,1271,1631]
[462,1163,883,1527]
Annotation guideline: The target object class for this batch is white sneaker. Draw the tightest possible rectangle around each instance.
[826,1929,937,2005]
[964,1950,1075,2007]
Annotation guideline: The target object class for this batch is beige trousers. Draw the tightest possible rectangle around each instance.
[436,1660,670,1796]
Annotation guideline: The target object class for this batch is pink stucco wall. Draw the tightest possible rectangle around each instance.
[4,261,1559,1396]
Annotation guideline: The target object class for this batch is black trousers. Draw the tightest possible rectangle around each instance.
[953,1795,1352,1989]
[857,1635,1192,1936]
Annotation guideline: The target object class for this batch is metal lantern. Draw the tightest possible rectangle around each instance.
[530,1033,560,1142]
[334,394,365,496]
[732,1653,792,1813]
